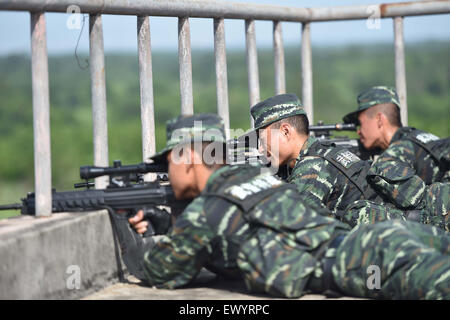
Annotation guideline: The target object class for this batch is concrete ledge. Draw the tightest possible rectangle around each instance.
[0,210,120,299]
[0,211,360,300]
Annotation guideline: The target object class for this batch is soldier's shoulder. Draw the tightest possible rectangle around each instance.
[393,127,440,144]
[289,155,334,182]
[303,139,363,167]
[297,153,327,164]
[176,196,209,226]
[205,163,267,191]
[292,156,328,175]
[179,190,237,226]
[326,147,363,169]
[384,139,416,155]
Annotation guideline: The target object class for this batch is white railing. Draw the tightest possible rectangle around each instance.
[1,0,449,216]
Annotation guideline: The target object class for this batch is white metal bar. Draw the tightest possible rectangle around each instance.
[394,16,408,126]
[245,19,260,127]
[89,14,109,189]
[301,22,313,124]
[30,12,52,217]
[178,17,194,115]
[214,18,230,139]
[273,21,286,95]
[137,16,156,180]
[1,1,448,21]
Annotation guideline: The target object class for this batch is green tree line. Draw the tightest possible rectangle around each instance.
[0,41,449,217]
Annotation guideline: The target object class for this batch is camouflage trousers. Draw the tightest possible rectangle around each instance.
[332,220,450,299]
[340,182,450,232]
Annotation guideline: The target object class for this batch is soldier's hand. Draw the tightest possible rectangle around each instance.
[143,207,172,235]
[129,209,149,234]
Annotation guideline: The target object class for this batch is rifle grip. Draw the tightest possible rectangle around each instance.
[128,208,155,238]
[142,222,156,237]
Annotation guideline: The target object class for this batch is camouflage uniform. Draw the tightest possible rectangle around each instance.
[330,219,450,299]
[341,182,450,232]
[249,93,448,230]
[286,136,379,216]
[371,127,450,185]
[250,94,384,217]
[343,86,450,185]
[342,86,450,230]
[138,113,450,299]
[344,87,449,185]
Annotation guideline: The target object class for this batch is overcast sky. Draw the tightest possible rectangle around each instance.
[0,0,449,55]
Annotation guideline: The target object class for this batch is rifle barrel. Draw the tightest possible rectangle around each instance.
[309,123,356,131]
[0,203,22,211]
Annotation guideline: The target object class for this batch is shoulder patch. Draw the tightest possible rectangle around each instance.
[224,172,283,200]
[415,132,439,144]
[332,150,361,169]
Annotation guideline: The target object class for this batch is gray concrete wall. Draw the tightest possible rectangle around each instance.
[0,210,121,299]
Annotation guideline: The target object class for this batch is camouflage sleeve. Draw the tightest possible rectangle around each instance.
[142,196,216,289]
[369,140,426,209]
[287,156,336,210]
[374,140,417,172]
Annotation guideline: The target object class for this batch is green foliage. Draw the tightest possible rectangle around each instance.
[0,42,449,212]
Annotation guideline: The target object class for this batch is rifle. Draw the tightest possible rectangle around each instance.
[309,121,381,160]
[0,160,192,281]
[0,160,189,219]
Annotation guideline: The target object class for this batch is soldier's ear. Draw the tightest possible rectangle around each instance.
[279,122,291,138]
[188,146,198,168]
[376,112,383,128]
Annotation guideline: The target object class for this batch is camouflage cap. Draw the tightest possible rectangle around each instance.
[343,86,400,124]
[149,113,226,163]
[250,93,306,130]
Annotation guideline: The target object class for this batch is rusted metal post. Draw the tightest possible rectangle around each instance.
[245,19,260,127]
[273,21,286,95]
[214,18,230,138]
[301,22,313,124]
[137,16,156,180]
[89,14,109,189]
[30,12,52,217]
[394,16,408,126]
[178,17,194,115]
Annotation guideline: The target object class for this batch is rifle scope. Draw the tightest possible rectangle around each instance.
[80,160,168,180]
[309,123,356,131]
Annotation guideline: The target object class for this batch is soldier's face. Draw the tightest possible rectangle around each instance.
[167,150,194,199]
[258,125,289,168]
[357,110,382,149]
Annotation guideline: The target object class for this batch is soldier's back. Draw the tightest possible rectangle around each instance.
[201,163,350,297]
[288,137,379,215]
[378,127,450,184]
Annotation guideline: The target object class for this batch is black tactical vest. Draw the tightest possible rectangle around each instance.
[303,140,379,201]
[393,127,450,184]
[200,164,296,278]
[203,164,349,298]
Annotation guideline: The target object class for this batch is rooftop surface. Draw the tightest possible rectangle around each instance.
[83,270,359,300]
